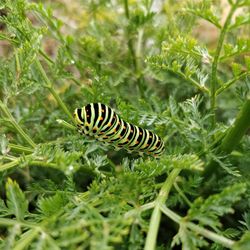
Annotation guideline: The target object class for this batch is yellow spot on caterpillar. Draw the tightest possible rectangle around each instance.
[101,109,104,112]
[108,123,112,127]
[99,117,103,120]
[136,141,139,144]
[139,132,142,135]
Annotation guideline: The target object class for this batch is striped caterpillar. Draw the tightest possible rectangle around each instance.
[74,103,165,157]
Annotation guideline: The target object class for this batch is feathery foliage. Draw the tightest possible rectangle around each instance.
[0,0,250,249]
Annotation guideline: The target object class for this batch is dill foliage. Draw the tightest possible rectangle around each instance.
[0,0,250,249]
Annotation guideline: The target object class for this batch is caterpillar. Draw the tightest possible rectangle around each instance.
[73,103,165,157]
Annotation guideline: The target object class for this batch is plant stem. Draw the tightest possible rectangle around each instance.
[56,119,76,130]
[125,202,155,218]
[221,98,250,152]
[0,158,22,172]
[47,85,75,124]
[162,66,210,93]
[0,218,38,229]
[210,3,237,126]
[187,222,235,248]
[144,168,181,250]
[0,101,36,148]
[124,0,129,18]
[29,161,58,168]
[123,0,135,69]
[204,98,250,178]
[0,154,59,172]
[9,144,34,154]
[216,71,249,96]
[35,59,75,124]
[174,182,192,207]
[160,205,235,249]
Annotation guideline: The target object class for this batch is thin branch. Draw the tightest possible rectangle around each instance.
[204,98,250,178]
[160,205,235,249]
[216,71,249,96]
[144,169,181,250]
[162,66,210,93]
[210,3,238,126]
[9,144,34,154]
[35,59,75,124]
[56,119,76,130]
[124,202,155,219]
[174,182,192,207]
[0,101,36,148]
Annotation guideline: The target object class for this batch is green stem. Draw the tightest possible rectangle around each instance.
[204,98,250,178]
[160,205,235,249]
[13,229,39,250]
[0,154,59,172]
[0,159,20,171]
[123,0,141,85]
[56,119,76,130]
[47,86,75,124]
[187,222,235,248]
[35,60,75,124]
[124,0,129,19]
[125,202,155,219]
[35,59,51,87]
[216,71,249,96]
[39,49,54,64]
[220,98,250,152]
[210,3,237,126]
[0,101,36,148]
[0,218,38,229]
[174,182,192,207]
[162,65,210,93]
[30,161,58,168]
[9,144,34,154]
[144,168,181,250]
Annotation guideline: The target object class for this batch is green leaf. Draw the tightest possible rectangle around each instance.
[172,223,208,250]
[5,178,28,221]
[232,63,243,77]
[187,183,247,231]
[245,57,250,71]
[233,231,250,250]
[229,13,250,30]
[38,192,68,216]
[185,0,221,28]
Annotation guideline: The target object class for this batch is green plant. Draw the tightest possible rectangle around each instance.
[0,0,250,249]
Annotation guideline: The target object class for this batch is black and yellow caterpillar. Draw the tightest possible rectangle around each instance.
[74,103,165,157]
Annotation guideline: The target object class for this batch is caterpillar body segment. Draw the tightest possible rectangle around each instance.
[74,103,165,157]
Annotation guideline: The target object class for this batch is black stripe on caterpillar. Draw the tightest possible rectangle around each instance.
[74,103,165,157]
